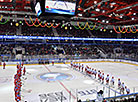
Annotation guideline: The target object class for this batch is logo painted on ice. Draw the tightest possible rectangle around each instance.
[39,72,71,81]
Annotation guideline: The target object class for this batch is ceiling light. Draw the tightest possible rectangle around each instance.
[52,20,55,22]
[102,20,105,23]
[132,18,134,20]
[133,13,136,15]
[94,1,97,4]
[106,21,109,23]
[110,30,113,33]
[95,8,100,12]
[110,5,113,8]
[95,18,98,20]
[102,10,105,13]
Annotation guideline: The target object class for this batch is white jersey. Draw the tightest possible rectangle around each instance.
[118,80,121,85]
[111,78,114,83]
[121,83,125,89]
[126,88,130,93]
[71,62,73,65]
[106,76,109,81]
[91,69,94,74]
[79,64,81,67]
[94,70,97,74]
[102,75,104,80]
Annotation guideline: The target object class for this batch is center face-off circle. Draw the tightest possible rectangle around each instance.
[37,72,73,82]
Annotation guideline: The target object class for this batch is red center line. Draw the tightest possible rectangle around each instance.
[43,64,76,100]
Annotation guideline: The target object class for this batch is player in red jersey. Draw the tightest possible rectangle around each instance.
[23,67,26,75]
[52,60,54,66]
[3,62,6,69]
[21,62,24,67]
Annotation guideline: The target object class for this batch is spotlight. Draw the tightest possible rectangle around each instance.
[106,21,109,23]
[94,1,97,4]
[102,10,105,13]
[102,20,105,23]
[133,13,136,15]
[52,20,55,22]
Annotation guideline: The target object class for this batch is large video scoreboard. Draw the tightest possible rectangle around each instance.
[32,0,77,20]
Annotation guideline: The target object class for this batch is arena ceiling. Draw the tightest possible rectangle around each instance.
[0,0,138,26]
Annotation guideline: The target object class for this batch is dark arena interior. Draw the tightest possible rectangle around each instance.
[0,0,138,102]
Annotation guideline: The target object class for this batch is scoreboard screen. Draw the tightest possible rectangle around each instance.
[35,2,42,17]
[45,0,77,15]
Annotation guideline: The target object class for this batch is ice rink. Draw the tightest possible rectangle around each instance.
[0,61,138,102]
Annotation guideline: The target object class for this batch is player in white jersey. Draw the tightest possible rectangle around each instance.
[106,74,109,85]
[79,63,81,71]
[70,61,73,68]
[76,63,77,69]
[94,69,97,78]
[110,76,115,87]
[81,64,84,72]
[98,70,101,81]
[121,82,125,94]
[118,78,121,89]
[90,68,93,76]
[91,68,94,75]
[125,86,130,94]
[101,73,104,84]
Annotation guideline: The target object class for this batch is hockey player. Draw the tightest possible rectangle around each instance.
[94,69,97,78]
[81,64,84,72]
[125,86,130,94]
[21,62,24,67]
[3,62,5,69]
[23,67,26,75]
[79,63,81,71]
[106,74,109,85]
[98,70,101,81]
[118,78,121,89]
[121,82,125,94]
[110,76,115,87]
[101,73,104,84]
[73,63,76,69]
[70,61,73,68]
[52,60,54,66]
[76,63,78,69]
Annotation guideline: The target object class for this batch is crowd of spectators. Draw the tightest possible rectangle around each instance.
[56,27,91,37]
[0,24,16,35]
[22,27,54,37]
[0,42,137,61]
